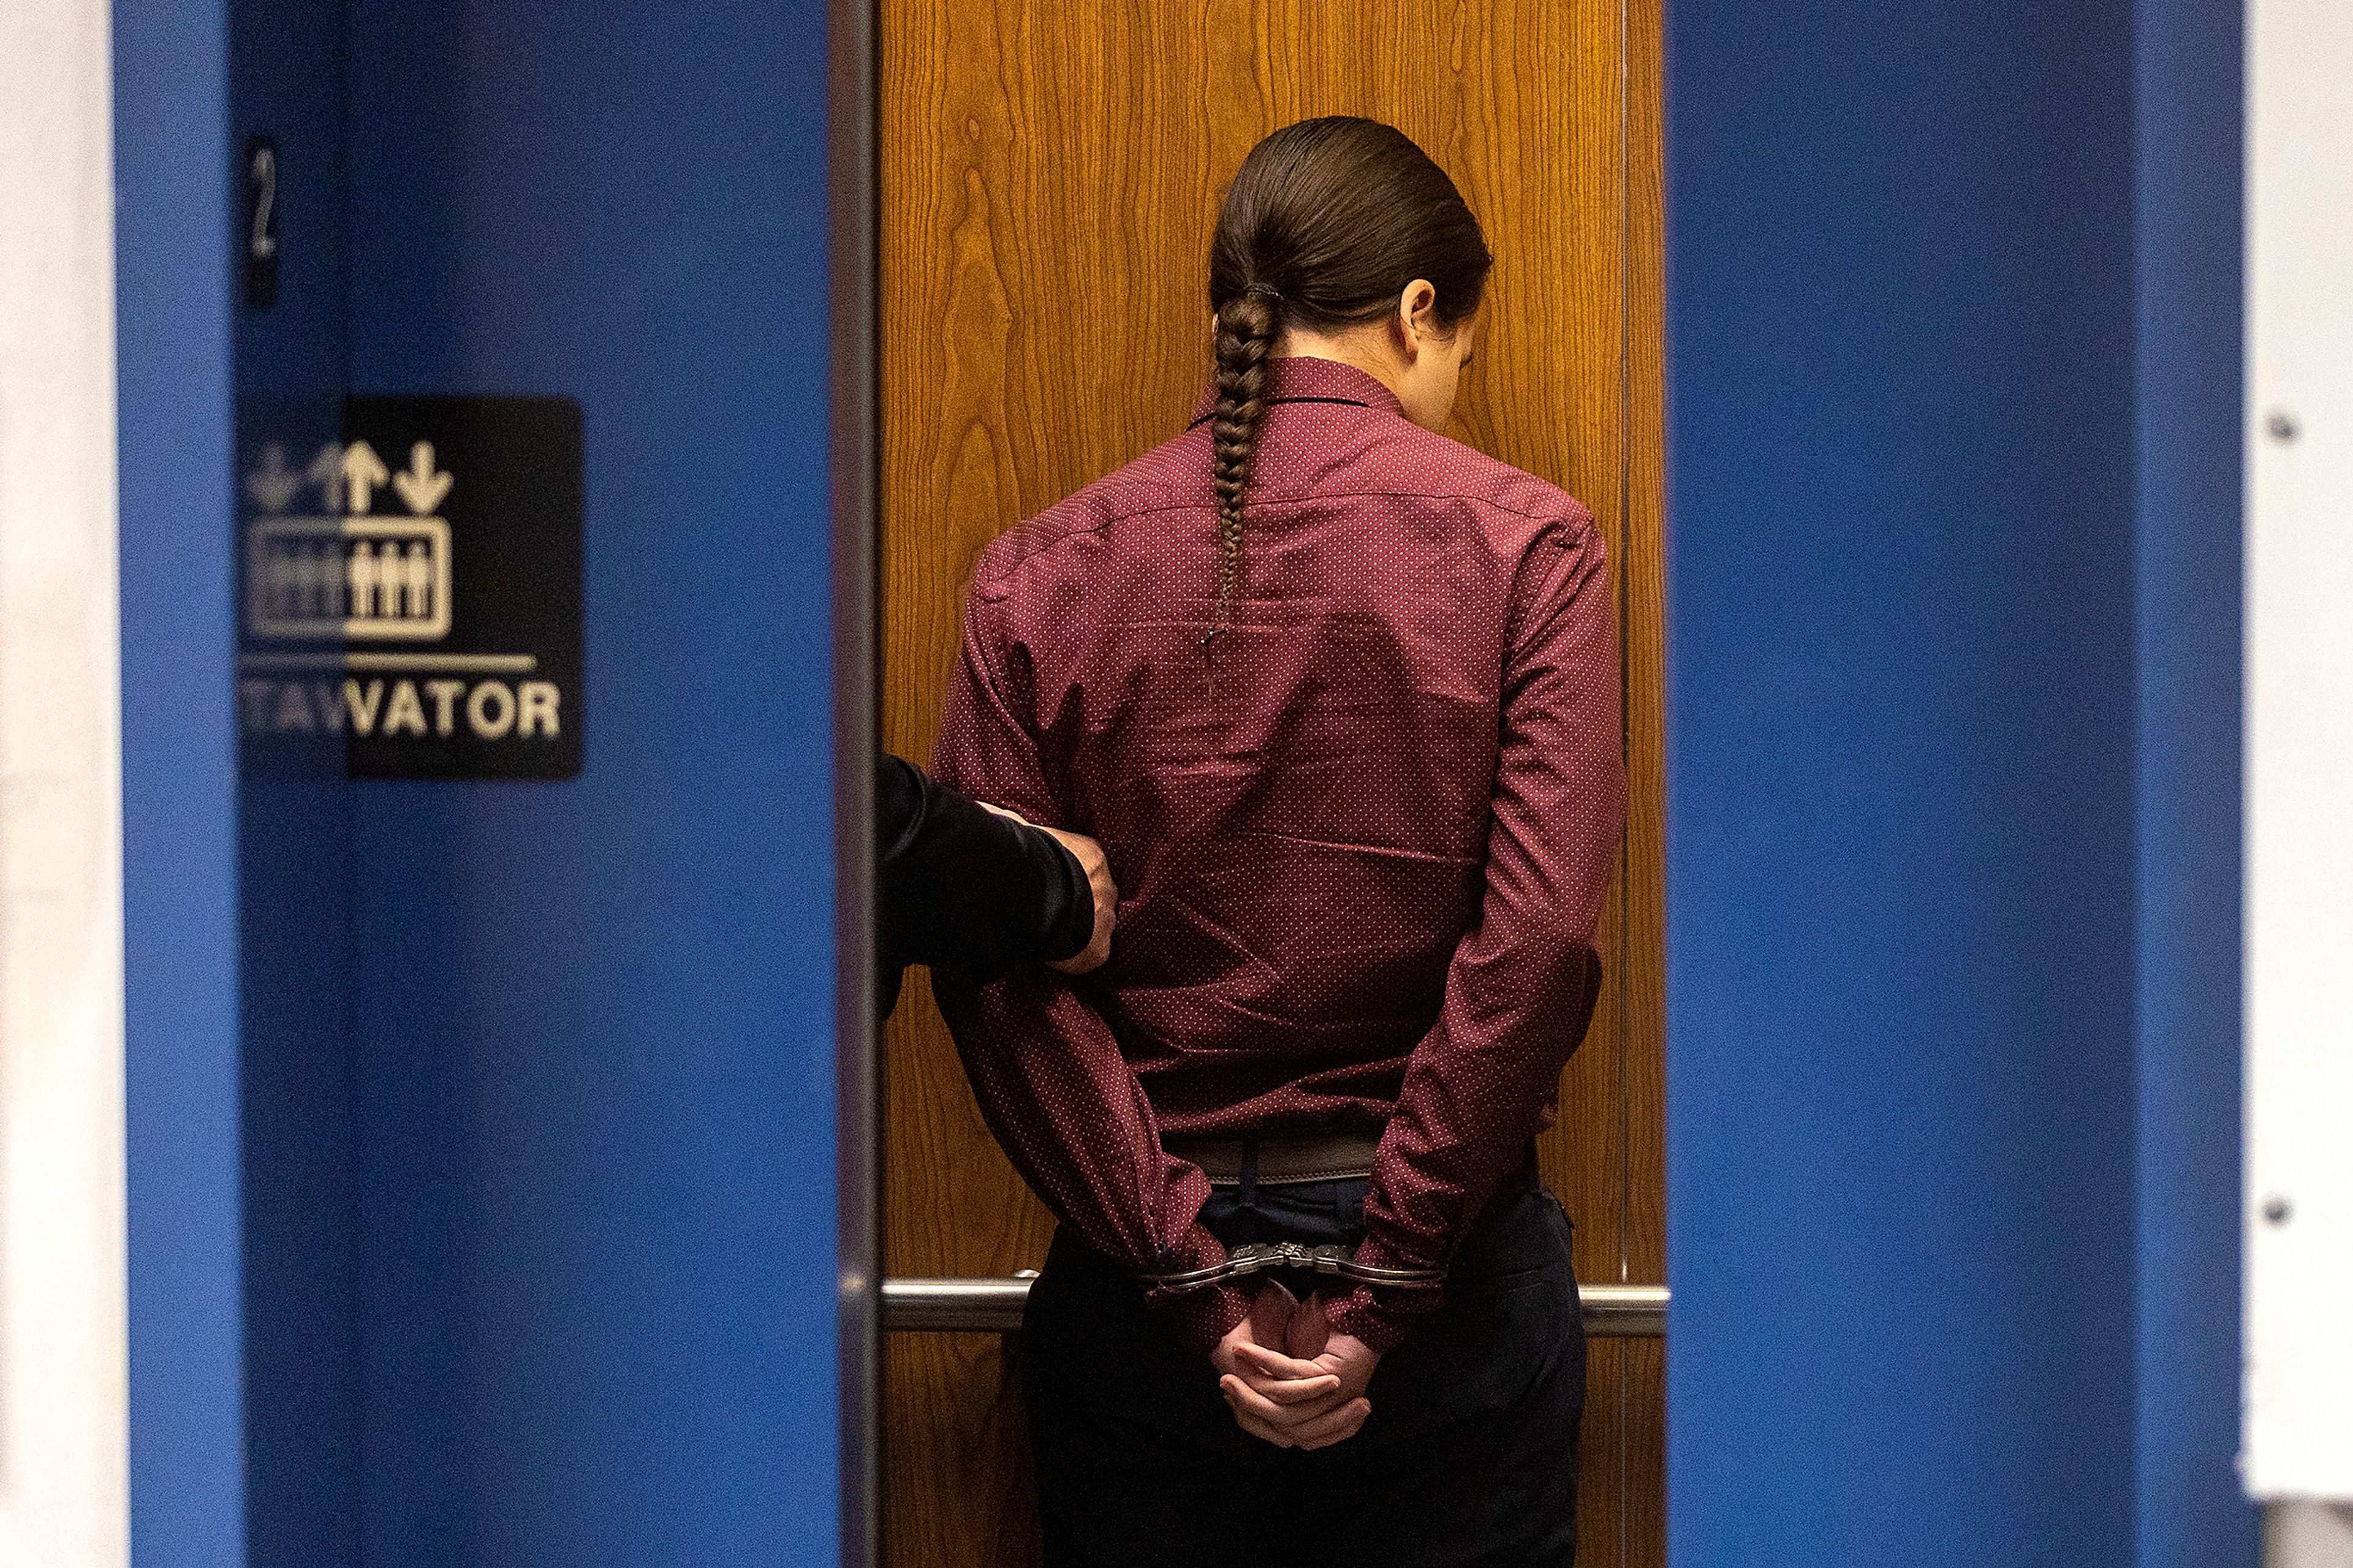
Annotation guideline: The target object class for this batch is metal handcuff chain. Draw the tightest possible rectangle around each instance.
[1138,1241,1445,1295]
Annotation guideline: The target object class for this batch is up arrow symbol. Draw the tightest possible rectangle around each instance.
[246,444,302,512]
[392,441,454,515]
[341,441,392,514]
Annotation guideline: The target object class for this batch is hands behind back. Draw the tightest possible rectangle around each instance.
[972,801,1373,1443]
[1211,1283,1380,1450]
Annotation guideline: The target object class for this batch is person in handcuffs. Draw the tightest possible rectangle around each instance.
[930,118,1624,1566]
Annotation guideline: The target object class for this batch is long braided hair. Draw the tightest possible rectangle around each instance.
[1200,118,1491,657]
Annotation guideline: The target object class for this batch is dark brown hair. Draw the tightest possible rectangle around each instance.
[1202,116,1492,649]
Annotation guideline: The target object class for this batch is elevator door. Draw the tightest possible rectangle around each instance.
[875,4,1664,1562]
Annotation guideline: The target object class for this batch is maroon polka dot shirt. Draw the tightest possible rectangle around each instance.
[931,357,1624,1355]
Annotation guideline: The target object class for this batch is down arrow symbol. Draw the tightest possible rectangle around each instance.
[392,441,454,515]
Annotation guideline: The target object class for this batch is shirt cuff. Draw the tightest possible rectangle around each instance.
[1149,1279,1254,1356]
[1139,1221,1253,1355]
[1028,828,1095,964]
[1322,1232,1445,1353]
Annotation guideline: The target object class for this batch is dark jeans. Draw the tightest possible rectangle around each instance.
[1022,1168,1585,1567]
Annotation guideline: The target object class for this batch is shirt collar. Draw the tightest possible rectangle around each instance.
[1187,355,1405,426]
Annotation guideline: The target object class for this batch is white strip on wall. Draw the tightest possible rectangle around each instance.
[2245,0,2353,1509]
[0,1,131,1564]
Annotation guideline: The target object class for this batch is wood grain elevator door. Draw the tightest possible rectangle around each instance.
[874,4,1664,1563]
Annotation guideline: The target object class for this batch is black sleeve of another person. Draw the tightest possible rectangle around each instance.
[876,753,1094,1015]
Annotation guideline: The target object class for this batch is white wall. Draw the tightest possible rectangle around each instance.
[2245,0,2353,1509]
[0,2,131,1564]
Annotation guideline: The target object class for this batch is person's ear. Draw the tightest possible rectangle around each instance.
[1393,279,1439,362]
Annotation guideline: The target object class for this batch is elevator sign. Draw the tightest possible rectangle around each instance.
[237,395,584,779]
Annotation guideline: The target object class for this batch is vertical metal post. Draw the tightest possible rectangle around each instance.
[829,0,879,1561]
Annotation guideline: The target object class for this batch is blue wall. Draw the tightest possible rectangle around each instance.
[338,2,839,1563]
[231,3,363,1564]
[1666,4,2141,1562]
[2132,0,2254,1562]
[115,0,248,1563]
[1666,2,2252,1565]
[119,1,841,1563]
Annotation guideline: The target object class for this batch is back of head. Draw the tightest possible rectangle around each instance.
[1200,118,1491,648]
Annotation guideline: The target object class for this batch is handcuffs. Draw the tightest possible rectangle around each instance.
[1137,1241,1445,1295]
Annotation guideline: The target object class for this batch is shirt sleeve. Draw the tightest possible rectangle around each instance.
[1323,513,1625,1353]
[877,751,1094,981]
[927,584,1253,1355]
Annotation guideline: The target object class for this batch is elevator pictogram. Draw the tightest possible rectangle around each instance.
[237,396,585,780]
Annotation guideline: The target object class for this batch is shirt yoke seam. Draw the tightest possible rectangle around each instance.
[974,485,1594,594]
